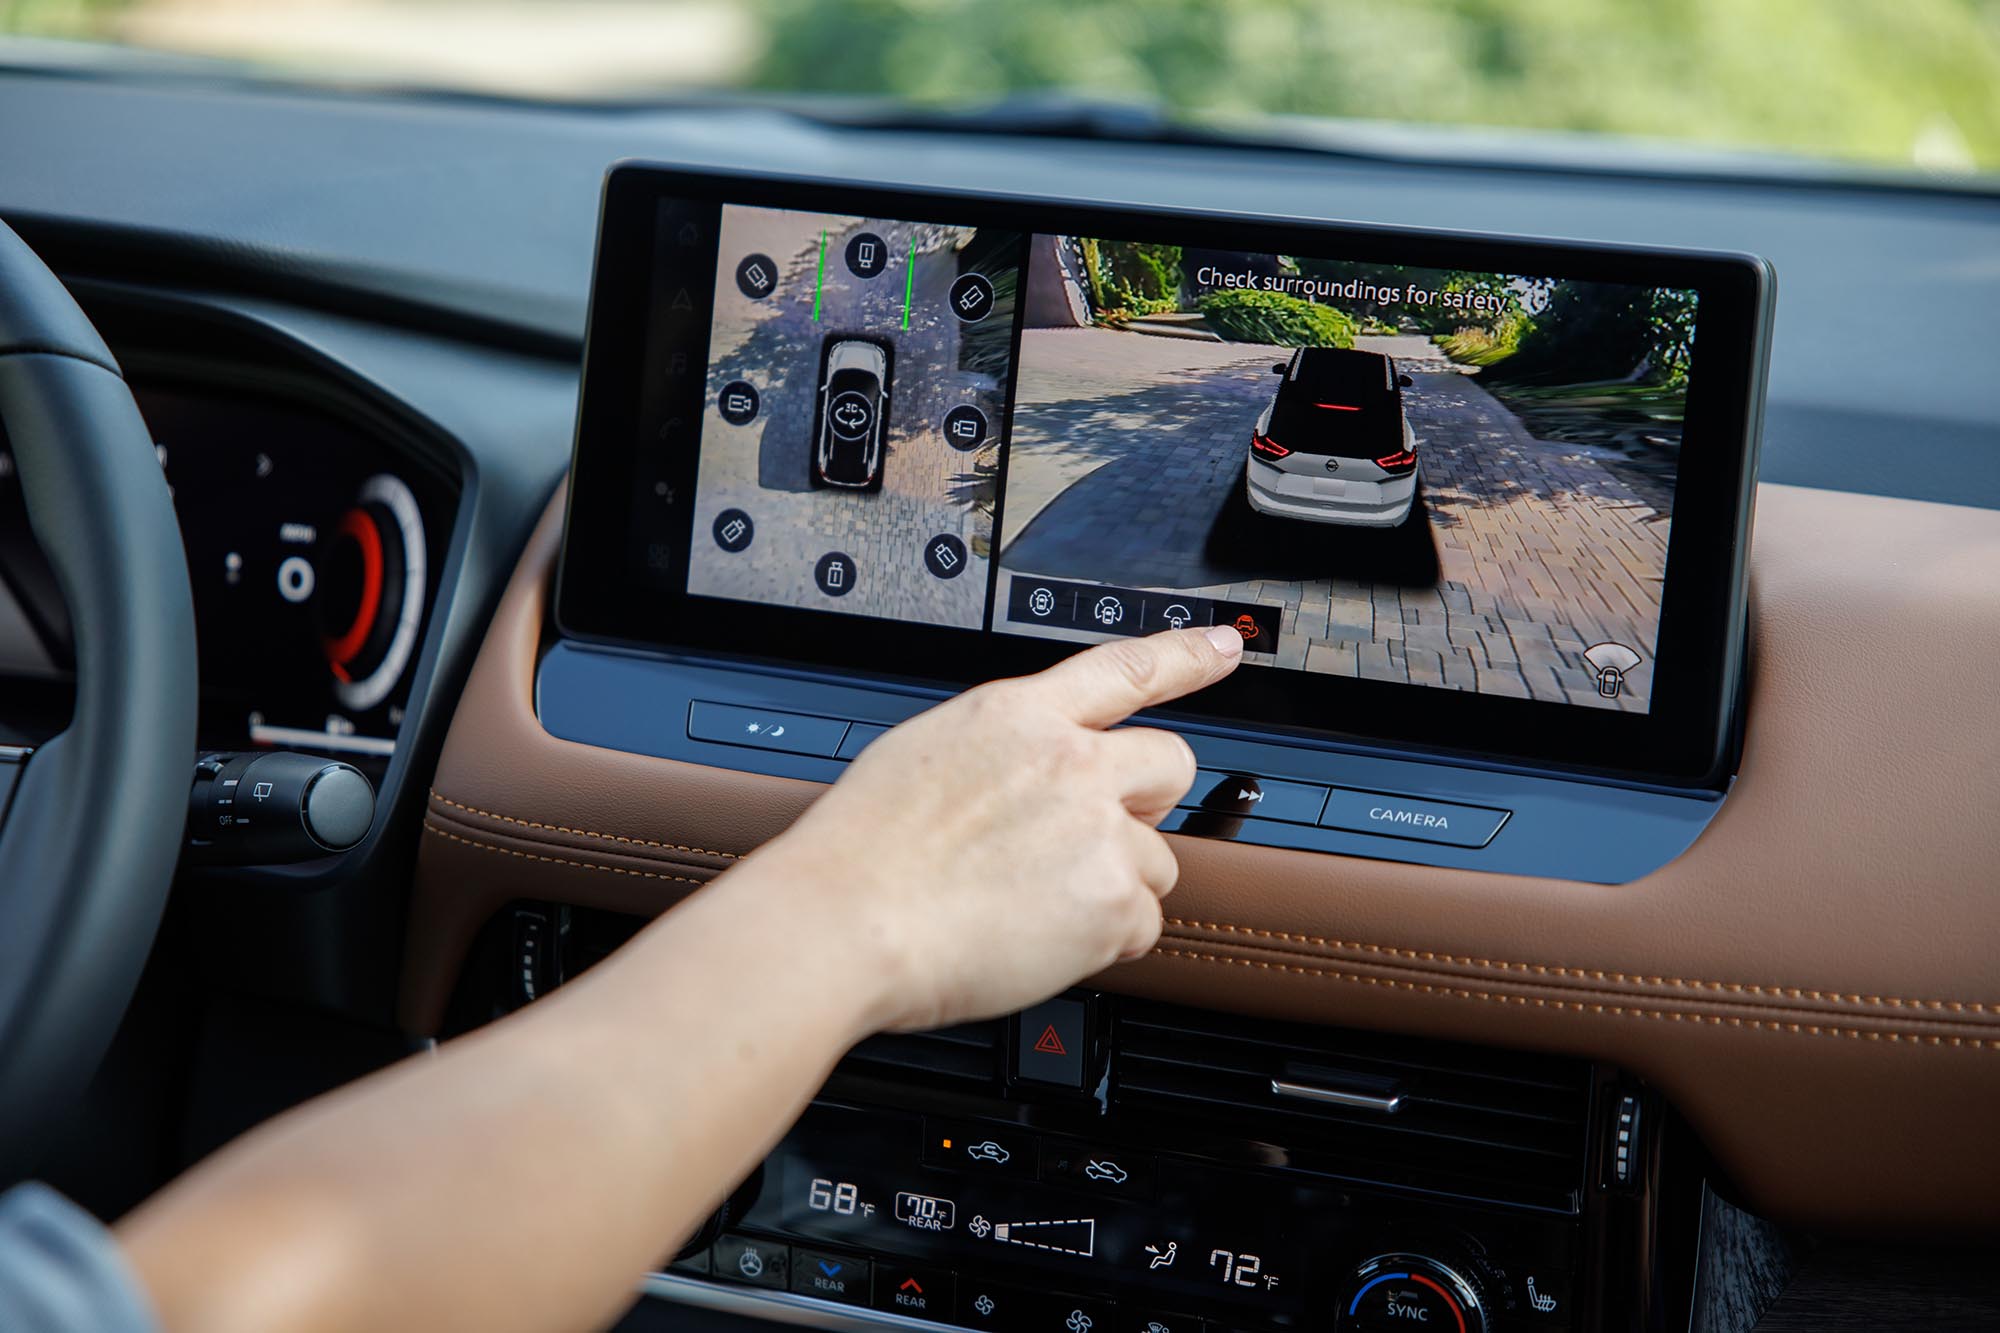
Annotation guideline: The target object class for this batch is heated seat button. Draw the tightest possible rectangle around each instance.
[1516,1269,1571,1326]
[711,1234,787,1289]
[1183,770,1330,825]
[790,1248,869,1306]
[686,701,848,757]
[1014,996,1089,1089]
[1318,788,1510,848]
[874,1263,954,1321]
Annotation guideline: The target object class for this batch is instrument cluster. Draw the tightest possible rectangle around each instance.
[140,382,454,767]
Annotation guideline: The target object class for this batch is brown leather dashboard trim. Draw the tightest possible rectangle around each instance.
[1159,918,1997,1024]
[405,481,2000,1232]
[429,789,743,863]
[1152,937,1997,1047]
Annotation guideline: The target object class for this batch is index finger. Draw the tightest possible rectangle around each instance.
[1013,625,1245,730]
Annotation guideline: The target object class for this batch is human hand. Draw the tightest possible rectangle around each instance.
[746,626,1244,1033]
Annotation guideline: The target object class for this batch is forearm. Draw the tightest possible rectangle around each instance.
[118,845,887,1333]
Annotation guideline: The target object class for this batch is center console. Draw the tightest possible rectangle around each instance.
[509,167,1756,1325]
[406,166,1996,1277]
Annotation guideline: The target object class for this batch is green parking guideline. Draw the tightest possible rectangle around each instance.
[811,229,827,321]
[902,236,915,330]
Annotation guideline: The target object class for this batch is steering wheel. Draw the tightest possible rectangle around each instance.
[0,219,197,1177]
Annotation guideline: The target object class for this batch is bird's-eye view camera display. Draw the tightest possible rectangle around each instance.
[685,203,1024,629]
[997,236,1700,711]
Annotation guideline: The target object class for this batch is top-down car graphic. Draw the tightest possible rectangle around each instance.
[813,336,891,490]
[1245,347,1420,527]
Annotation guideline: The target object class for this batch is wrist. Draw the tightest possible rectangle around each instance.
[708,836,914,1043]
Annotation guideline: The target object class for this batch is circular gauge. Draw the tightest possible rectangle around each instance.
[318,473,427,713]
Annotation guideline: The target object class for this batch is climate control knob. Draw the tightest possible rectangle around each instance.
[1340,1253,1488,1333]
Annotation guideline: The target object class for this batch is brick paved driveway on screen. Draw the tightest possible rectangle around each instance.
[998,329,1668,708]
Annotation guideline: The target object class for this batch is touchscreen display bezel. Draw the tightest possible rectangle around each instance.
[558,164,1769,788]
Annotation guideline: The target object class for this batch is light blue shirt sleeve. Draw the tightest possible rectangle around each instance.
[0,1183,157,1333]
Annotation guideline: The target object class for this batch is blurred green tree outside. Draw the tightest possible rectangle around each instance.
[746,0,2000,171]
[4,0,1996,172]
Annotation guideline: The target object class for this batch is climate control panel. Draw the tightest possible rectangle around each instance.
[646,978,1603,1333]
[665,1098,1577,1331]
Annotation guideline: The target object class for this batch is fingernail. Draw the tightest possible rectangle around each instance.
[1203,625,1245,656]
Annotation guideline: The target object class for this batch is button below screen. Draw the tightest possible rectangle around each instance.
[1318,788,1510,848]
[835,723,890,760]
[1183,771,1329,825]
[685,701,849,757]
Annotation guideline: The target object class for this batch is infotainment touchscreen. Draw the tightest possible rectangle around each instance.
[560,168,1770,786]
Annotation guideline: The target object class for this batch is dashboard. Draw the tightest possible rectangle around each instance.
[0,59,1995,1333]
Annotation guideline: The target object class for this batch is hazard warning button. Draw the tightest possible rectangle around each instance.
[1014,995,1090,1090]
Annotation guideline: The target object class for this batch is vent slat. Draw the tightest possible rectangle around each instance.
[1113,999,1588,1207]
[1119,1015,1581,1094]
[1118,1049,1579,1125]
[1116,1072,1578,1160]
[843,1021,1002,1086]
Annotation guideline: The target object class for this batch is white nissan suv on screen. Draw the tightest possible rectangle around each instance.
[1245,347,1420,527]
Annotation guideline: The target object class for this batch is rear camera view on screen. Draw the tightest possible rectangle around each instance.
[996,236,1696,711]
[685,203,1023,629]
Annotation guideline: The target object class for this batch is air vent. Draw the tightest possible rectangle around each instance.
[843,1020,1003,1089]
[1114,1000,1590,1211]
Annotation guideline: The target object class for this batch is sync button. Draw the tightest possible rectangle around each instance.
[1319,788,1510,848]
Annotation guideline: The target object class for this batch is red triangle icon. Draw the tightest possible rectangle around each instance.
[1033,1024,1068,1056]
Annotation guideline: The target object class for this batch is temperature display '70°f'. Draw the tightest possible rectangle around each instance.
[893,1192,956,1232]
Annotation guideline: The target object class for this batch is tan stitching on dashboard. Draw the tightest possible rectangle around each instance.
[1164,931,2000,1034]
[1161,918,1994,1015]
[423,822,710,886]
[429,790,742,860]
[1150,947,2000,1050]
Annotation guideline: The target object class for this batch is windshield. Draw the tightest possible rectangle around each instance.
[4,0,1996,176]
